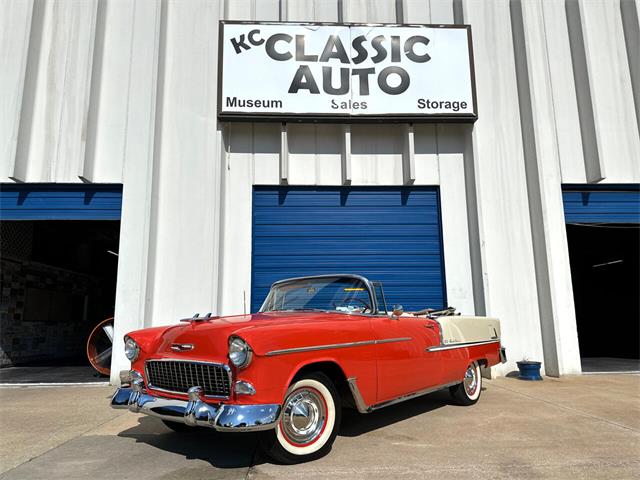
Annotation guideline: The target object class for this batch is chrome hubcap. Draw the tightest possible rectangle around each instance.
[281,388,326,445]
[464,365,478,397]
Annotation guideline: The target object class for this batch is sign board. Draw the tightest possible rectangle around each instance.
[218,22,477,122]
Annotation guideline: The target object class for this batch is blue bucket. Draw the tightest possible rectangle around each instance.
[516,361,543,381]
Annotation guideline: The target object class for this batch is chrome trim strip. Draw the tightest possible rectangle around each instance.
[376,336,412,345]
[145,359,233,400]
[265,337,412,357]
[266,340,375,356]
[347,377,461,413]
[426,339,500,352]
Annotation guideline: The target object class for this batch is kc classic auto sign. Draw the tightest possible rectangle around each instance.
[218,22,477,122]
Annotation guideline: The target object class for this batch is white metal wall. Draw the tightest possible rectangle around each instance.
[1,0,638,383]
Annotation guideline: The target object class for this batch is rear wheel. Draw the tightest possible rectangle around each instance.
[261,372,341,464]
[449,362,482,405]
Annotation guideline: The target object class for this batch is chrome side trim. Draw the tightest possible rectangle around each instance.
[144,359,233,400]
[426,339,500,352]
[376,336,412,345]
[265,337,412,357]
[347,377,461,413]
[347,377,370,413]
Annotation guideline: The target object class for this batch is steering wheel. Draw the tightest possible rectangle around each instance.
[333,297,372,313]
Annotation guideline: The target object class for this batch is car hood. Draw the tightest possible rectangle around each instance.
[128,311,373,359]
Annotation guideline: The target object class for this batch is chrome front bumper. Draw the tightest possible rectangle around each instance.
[111,386,281,432]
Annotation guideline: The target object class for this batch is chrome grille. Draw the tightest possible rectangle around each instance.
[145,360,231,398]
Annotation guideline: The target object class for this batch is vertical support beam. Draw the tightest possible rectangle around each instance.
[280,122,289,184]
[80,0,109,183]
[403,123,415,185]
[461,0,545,375]
[513,0,581,375]
[0,0,33,182]
[341,124,351,185]
[110,0,162,383]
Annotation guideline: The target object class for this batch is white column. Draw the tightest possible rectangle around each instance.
[110,0,163,383]
[518,0,581,375]
[463,0,545,375]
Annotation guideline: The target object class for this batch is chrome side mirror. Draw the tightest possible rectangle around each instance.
[392,305,403,318]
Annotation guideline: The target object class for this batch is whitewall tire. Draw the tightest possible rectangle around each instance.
[449,362,482,405]
[261,372,341,464]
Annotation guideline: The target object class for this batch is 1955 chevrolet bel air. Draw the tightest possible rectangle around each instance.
[112,274,506,463]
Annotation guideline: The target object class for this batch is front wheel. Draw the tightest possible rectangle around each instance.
[260,372,341,464]
[449,362,482,405]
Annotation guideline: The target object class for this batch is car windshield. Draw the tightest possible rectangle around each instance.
[260,276,374,314]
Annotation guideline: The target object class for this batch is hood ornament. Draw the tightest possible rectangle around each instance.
[171,343,194,352]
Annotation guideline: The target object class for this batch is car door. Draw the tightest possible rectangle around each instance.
[370,313,443,404]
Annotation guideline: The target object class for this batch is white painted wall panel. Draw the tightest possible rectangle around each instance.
[519,0,581,375]
[463,0,545,374]
[343,0,398,23]
[413,124,439,185]
[437,124,475,315]
[580,0,640,183]
[110,0,162,382]
[350,125,404,185]
[0,0,33,182]
[16,0,98,182]
[218,124,253,316]
[288,0,339,21]
[288,124,342,185]
[542,0,586,184]
[82,0,134,183]
[146,0,222,324]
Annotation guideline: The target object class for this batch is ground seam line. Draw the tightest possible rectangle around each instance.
[489,383,640,434]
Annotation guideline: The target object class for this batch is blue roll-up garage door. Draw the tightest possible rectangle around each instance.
[251,186,447,313]
[0,184,123,220]
[562,186,640,223]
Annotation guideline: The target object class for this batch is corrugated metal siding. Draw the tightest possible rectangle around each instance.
[251,186,446,312]
[0,184,122,220]
[563,187,640,223]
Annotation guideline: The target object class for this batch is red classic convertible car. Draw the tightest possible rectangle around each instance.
[112,274,506,463]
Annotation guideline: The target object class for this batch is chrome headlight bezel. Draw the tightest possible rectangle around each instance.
[228,336,252,369]
[124,336,140,362]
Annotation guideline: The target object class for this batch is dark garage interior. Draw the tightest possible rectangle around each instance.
[0,220,120,383]
[566,223,640,373]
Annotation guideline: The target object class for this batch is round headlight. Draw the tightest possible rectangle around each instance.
[124,336,139,362]
[228,336,252,368]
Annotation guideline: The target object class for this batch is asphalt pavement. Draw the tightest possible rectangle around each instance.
[0,374,638,479]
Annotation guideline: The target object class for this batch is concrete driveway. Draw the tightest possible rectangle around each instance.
[1,375,638,479]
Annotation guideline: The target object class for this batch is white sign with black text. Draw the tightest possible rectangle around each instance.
[218,22,477,121]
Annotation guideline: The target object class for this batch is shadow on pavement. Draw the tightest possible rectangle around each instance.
[118,416,262,469]
[117,388,468,465]
[339,389,452,437]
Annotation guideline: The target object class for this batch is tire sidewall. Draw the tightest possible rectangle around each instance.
[276,377,336,456]
[465,362,482,401]
[263,372,341,463]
